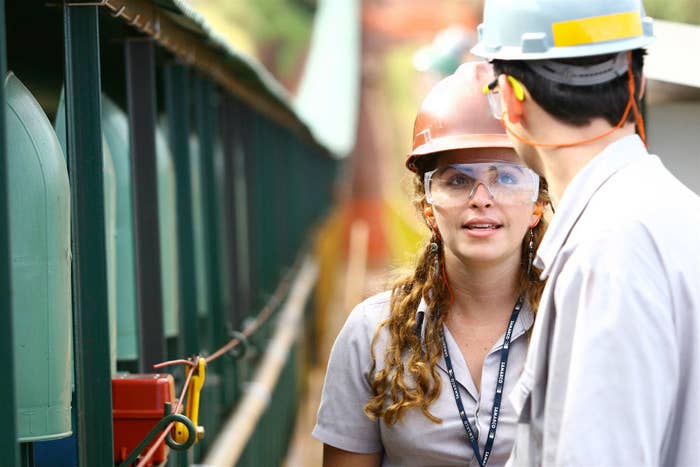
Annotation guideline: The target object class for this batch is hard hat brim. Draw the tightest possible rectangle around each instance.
[406,133,514,172]
[471,33,654,61]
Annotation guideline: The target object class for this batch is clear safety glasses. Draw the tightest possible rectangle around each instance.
[482,76,525,120]
[424,162,540,207]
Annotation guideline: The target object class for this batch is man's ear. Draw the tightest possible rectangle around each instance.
[499,74,524,125]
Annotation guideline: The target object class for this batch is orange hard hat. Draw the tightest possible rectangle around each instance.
[406,61,513,172]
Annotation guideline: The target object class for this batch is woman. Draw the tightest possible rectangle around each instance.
[313,61,548,467]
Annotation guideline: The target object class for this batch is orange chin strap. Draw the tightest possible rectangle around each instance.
[501,51,647,149]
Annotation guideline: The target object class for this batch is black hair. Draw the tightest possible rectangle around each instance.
[492,49,646,127]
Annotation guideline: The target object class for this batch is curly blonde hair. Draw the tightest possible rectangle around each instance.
[363,172,548,425]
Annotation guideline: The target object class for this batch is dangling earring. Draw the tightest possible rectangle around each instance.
[526,229,535,278]
[429,237,440,279]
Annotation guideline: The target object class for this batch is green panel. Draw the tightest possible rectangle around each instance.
[102,140,117,374]
[100,96,138,360]
[5,72,72,441]
[189,134,210,320]
[0,0,19,461]
[102,99,181,353]
[56,92,118,372]
[155,125,180,338]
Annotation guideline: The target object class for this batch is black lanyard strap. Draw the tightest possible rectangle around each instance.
[439,296,523,467]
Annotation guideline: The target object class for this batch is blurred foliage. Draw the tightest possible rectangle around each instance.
[380,44,431,267]
[645,0,700,25]
[188,0,318,87]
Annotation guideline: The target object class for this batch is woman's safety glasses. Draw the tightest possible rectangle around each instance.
[424,162,540,207]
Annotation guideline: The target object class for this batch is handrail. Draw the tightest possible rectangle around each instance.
[202,255,319,466]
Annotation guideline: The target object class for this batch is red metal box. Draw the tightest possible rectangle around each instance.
[112,373,175,465]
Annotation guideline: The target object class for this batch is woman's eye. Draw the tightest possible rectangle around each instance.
[497,172,519,185]
[446,174,470,186]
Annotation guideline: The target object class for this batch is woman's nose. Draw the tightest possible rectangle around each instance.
[468,182,494,208]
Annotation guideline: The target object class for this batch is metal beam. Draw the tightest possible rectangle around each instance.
[221,96,241,328]
[62,4,113,465]
[164,62,199,356]
[125,37,165,371]
[0,0,19,463]
[194,73,226,352]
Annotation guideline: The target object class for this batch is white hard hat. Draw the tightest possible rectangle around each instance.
[471,0,654,61]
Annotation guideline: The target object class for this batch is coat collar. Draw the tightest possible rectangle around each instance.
[536,135,648,278]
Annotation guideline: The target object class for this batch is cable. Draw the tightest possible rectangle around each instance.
[128,254,304,465]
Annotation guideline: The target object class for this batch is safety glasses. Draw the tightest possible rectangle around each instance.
[482,76,525,120]
[424,162,540,207]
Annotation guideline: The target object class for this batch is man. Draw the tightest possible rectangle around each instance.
[471,1,700,466]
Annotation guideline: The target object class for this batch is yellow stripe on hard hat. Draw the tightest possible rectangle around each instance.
[552,11,643,47]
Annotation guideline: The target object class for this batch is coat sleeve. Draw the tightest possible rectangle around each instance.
[544,224,678,466]
[312,300,384,453]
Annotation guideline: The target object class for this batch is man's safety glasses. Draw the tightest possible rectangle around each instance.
[424,162,540,207]
[482,76,525,120]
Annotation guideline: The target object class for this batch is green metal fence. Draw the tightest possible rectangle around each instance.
[1,1,352,466]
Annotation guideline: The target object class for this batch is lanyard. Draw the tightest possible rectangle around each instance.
[440,296,523,467]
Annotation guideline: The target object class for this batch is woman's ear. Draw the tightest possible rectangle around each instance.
[529,202,543,228]
[499,74,524,125]
[423,204,441,233]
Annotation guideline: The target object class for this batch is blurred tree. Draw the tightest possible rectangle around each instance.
[645,0,700,25]
[188,0,318,90]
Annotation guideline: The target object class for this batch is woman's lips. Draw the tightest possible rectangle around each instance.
[462,218,502,237]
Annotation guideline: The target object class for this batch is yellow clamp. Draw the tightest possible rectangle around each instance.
[173,357,207,444]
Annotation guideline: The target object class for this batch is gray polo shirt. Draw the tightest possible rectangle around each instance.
[313,290,534,466]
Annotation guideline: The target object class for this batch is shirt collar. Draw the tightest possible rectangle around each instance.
[415,295,535,399]
[535,134,647,278]
[414,295,535,345]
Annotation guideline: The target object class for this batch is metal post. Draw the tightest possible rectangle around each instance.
[164,61,197,467]
[125,38,165,371]
[62,4,113,465]
[218,95,241,410]
[194,74,226,352]
[164,62,199,356]
[221,96,241,328]
[247,113,263,308]
[0,0,19,464]
[233,103,253,328]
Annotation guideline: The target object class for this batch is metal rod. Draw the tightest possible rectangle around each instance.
[125,38,165,371]
[62,4,114,464]
[195,73,226,354]
[233,103,253,328]
[221,96,241,329]
[165,64,193,467]
[164,63,199,357]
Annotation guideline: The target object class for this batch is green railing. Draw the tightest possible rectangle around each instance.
[1,1,355,466]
